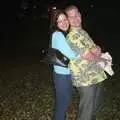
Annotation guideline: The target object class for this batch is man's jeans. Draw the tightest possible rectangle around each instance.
[77,84,104,120]
[52,72,73,120]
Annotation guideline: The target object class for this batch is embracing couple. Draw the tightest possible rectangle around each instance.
[50,5,114,120]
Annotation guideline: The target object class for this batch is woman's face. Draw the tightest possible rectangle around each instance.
[57,13,69,32]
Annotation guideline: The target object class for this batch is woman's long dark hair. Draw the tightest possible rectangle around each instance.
[49,9,68,46]
[49,9,68,36]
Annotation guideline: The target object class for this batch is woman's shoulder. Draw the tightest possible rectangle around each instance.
[52,31,64,37]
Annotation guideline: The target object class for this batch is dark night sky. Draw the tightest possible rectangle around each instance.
[1,0,119,63]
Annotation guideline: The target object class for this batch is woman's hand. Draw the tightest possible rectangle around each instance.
[82,52,96,61]
[82,46,102,61]
[91,46,102,58]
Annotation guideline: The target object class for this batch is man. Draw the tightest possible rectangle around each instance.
[65,5,108,120]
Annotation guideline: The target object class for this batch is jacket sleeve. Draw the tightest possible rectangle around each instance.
[52,32,76,60]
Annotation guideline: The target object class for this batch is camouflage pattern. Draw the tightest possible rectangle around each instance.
[66,27,107,87]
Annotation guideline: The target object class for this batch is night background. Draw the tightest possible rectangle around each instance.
[0,0,120,119]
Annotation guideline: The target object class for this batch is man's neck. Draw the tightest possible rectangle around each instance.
[70,26,82,31]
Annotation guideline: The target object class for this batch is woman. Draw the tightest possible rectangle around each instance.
[50,9,76,120]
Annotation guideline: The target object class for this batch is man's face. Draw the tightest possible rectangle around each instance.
[66,9,82,27]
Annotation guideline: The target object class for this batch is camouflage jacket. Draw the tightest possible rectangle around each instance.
[66,27,107,87]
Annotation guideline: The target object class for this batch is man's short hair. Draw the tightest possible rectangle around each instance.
[65,5,79,13]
